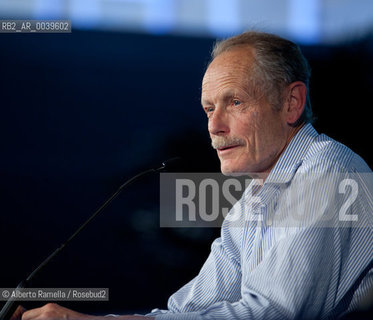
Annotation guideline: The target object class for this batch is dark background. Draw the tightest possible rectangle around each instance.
[0,30,372,315]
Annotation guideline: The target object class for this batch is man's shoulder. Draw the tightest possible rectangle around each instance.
[301,132,371,173]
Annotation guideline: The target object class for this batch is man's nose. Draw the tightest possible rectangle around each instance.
[208,108,229,136]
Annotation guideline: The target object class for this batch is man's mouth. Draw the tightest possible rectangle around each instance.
[217,145,240,152]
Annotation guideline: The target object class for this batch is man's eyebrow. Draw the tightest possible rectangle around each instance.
[201,90,237,107]
[221,91,235,103]
[201,97,210,106]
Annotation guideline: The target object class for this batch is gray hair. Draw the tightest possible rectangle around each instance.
[211,31,313,125]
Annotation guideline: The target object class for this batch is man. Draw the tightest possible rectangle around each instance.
[12,31,372,319]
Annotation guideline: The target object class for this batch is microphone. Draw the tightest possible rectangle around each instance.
[0,158,180,320]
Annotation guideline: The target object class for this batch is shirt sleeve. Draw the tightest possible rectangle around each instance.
[146,207,244,317]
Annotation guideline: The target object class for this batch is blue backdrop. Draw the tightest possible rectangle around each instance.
[0,30,372,315]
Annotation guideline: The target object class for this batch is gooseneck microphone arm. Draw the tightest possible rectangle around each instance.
[0,158,179,320]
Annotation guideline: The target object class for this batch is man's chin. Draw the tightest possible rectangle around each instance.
[220,165,249,177]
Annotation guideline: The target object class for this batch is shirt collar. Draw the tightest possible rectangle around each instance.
[265,123,319,184]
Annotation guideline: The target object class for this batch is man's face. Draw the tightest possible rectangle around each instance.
[201,47,291,175]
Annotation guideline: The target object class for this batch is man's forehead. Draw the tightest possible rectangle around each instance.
[201,50,255,103]
[202,47,255,84]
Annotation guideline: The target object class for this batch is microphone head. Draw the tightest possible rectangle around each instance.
[158,157,182,172]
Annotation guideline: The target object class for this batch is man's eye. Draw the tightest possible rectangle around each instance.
[233,100,241,106]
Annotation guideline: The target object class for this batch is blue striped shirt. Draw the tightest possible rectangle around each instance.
[148,124,373,319]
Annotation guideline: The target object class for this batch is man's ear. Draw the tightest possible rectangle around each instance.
[284,81,307,126]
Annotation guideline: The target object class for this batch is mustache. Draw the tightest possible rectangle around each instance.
[211,136,245,149]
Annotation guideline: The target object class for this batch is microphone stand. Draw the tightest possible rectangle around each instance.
[0,158,178,320]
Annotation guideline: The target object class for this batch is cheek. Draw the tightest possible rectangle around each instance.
[241,111,261,133]
[234,118,257,145]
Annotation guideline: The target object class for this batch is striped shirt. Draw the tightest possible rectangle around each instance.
[148,124,373,319]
